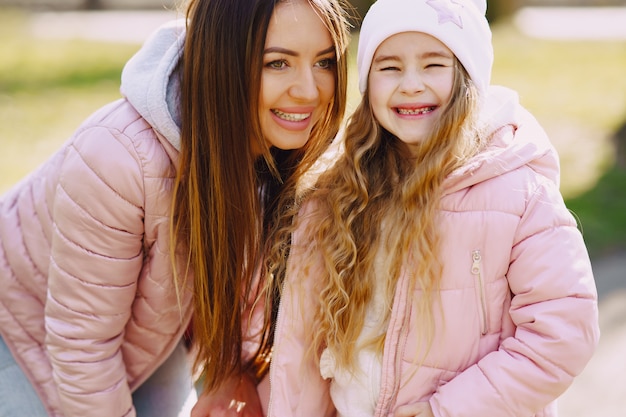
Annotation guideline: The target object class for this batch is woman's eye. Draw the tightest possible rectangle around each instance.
[267,60,288,70]
[380,66,399,71]
[316,58,336,70]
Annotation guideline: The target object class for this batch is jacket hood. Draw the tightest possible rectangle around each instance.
[443,85,560,195]
[121,19,186,151]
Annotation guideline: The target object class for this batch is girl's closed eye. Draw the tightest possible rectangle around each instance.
[375,63,401,72]
[425,61,452,69]
[423,55,454,69]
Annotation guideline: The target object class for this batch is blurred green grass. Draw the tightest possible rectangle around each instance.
[0,9,139,188]
[1,8,625,257]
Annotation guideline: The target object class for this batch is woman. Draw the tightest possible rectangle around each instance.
[263,0,599,416]
[0,0,350,416]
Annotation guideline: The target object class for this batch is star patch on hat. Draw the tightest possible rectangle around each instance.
[426,0,464,28]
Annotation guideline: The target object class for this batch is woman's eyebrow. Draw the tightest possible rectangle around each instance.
[264,45,336,57]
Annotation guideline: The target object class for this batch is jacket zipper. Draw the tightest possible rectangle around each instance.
[471,250,488,335]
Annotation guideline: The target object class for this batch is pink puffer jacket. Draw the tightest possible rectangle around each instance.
[265,87,600,417]
[0,98,193,417]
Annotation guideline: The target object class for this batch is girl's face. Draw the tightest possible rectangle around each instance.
[368,31,455,156]
[256,0,337,155]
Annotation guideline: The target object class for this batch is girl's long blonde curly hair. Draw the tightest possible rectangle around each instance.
[266,59,486,370]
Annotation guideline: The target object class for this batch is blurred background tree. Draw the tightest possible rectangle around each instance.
[84,0,102,9]
[485,0,522,22]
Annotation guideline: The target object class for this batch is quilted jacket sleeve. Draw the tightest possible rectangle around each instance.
[431,176,600,417]
[44,121,147,417]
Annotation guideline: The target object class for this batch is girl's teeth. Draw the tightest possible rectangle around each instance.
[397,107,435,115]
[273,110,310,121]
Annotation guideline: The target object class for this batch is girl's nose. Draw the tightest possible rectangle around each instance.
[399,71,425,95]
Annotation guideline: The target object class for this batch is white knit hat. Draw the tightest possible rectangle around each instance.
[357,0,493,99]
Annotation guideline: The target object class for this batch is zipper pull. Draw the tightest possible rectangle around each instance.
[471,250,481,275]
[470,249,488,335]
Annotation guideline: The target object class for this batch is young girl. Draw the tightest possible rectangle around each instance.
[264,0,600,416]
[0,0,350,416]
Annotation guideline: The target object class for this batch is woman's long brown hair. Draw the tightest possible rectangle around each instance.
[171,0,350,392]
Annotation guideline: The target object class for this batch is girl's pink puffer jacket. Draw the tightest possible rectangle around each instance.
[265,87,600,417]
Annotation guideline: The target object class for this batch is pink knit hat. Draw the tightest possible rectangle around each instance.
[357,0,493,99]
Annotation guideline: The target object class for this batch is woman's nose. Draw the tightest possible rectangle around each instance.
[289,68,319,101]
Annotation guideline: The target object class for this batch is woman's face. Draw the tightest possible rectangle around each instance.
[368,31,455,156]
[256,0,337,154]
